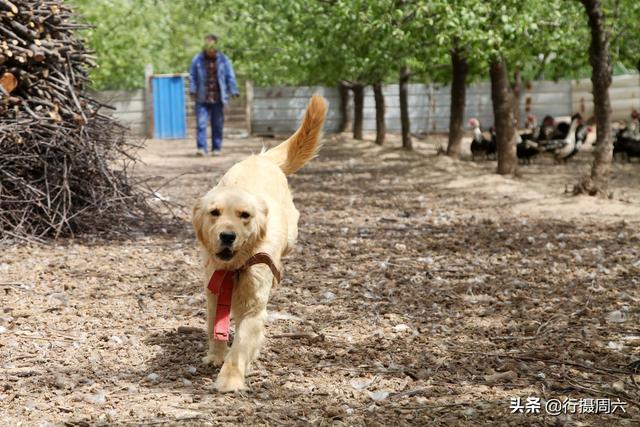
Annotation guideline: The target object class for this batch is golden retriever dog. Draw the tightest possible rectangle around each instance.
[192,95,327,392]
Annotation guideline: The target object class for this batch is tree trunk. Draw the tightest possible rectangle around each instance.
[446,48,468,158]
[399,66,412,150]
[373,82,385,145]
[511,68,522,126]
[575,0,613,196]
[338,81,351,133]
[490,57,517,175]
[352,83,364,140]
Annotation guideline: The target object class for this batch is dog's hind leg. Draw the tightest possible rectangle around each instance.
[283,208,300,256]
[215,307,267,392]
[202,291,228,366]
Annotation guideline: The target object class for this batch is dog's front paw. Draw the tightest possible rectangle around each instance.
[202,352,225,367]
[215,362,247,393]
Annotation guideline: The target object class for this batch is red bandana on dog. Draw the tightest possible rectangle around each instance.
[207,252,281,341]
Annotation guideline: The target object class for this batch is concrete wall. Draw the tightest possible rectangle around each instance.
[93,90,145,136]
[92,75,244,138]
[572,74,640,121]
[94,74,640,136]
[91,75,191,137]
[251,86,342,134]
[517,80,574,122]
[251,75,639,134]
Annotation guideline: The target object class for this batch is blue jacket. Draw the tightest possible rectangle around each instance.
[189,52,239,104]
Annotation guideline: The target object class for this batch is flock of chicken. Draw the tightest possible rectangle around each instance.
[614,112,640,161]
[468,112,640,164]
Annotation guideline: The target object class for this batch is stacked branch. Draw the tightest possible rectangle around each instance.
[0,0,149,240]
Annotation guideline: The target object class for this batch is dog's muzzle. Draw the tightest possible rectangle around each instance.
[216,231,236,260]
[216,247,235,261]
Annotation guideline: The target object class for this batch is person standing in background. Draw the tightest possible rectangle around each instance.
[189,34,239,156]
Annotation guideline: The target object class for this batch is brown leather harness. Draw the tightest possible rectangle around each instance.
[241,252,282,284]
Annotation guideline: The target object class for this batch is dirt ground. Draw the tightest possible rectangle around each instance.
[1,131,639,426]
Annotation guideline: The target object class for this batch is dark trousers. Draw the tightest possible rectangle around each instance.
[196,101,224,152]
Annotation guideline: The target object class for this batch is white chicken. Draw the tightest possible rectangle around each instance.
[544,118,580,163]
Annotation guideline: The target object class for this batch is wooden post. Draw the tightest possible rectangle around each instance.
[245,80,253,135]
[144,63,154,138]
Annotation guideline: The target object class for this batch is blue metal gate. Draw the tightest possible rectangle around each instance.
[152,75,186,139]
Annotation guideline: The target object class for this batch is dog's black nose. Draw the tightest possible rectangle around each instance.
[219,231,236,245]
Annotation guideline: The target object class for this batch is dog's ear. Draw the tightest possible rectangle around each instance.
[255,197,269,241]
[192,198,206,244]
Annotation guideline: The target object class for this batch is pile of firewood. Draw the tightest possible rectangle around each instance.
[0,0,149,241]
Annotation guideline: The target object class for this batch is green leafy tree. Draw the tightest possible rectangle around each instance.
[225,0,419,145]
[414,0,489,158]
[573,0,640,195]
[607,0,640,73]
[70,0,227,90]
[448,0,585,175]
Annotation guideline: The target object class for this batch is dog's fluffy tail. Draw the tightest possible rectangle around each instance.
[262,95,327,175]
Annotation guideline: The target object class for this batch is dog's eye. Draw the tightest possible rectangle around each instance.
[239,211,251,219]
[210,209,220,216]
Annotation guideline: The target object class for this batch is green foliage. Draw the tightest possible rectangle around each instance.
[222,0,419,86]
[70,0,227,90]
[605,0,640,73]
[218,0,317,85]
[419,0,589,83]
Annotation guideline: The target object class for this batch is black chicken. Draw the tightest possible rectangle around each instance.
[517,141,539,164]
[469,118,495,160]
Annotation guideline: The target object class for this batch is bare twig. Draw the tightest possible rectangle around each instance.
[271,332,324,341]
[450,349,632,375]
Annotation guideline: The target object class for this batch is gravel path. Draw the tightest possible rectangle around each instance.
[1,134,639,425]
